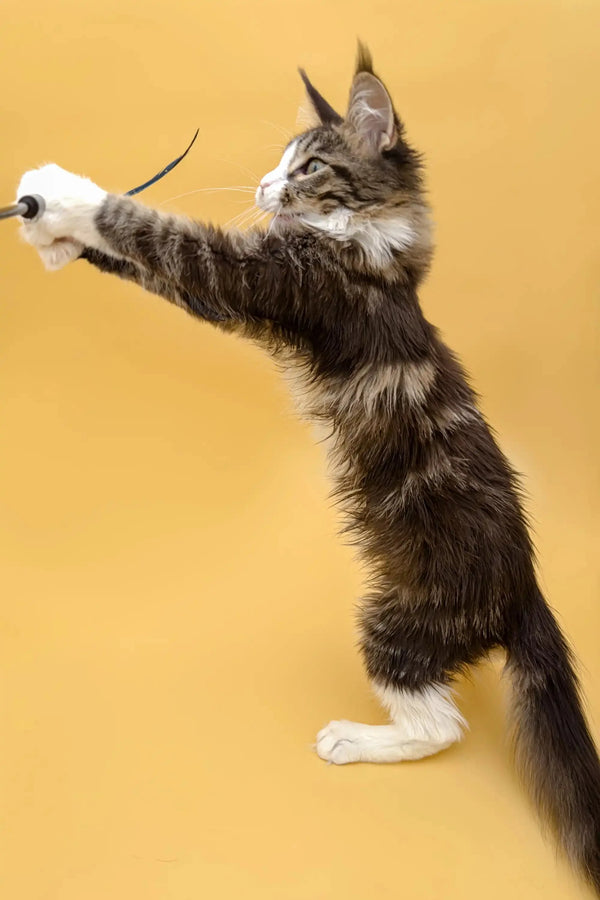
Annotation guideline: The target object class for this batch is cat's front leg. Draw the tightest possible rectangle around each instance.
[17,164,113,270]
[17,164,320,336]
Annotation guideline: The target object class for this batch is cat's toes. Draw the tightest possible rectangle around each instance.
[38,238,84,271]
[316,720,364,764]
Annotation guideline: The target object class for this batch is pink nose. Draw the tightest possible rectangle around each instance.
[260,179,274,191]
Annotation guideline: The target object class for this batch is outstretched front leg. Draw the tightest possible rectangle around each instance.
[16,164,317,336]
[80,249,230,323]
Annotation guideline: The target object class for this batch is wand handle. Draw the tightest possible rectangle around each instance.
[0,194,45,221]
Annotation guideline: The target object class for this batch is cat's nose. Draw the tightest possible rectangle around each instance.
[259,179,274,192]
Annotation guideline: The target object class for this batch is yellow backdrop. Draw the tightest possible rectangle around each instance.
[1,1,598,898]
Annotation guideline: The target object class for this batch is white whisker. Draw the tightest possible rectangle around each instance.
[235,208,269,231]
[224,204,263,230]
[158,185,256,207]
[247,210,269,230]
[241,208,268,229]
[267,206,283,235]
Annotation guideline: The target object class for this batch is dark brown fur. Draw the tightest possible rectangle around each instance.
[81,45,600,894]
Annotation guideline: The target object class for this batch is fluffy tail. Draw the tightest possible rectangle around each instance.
[506,590,600,894]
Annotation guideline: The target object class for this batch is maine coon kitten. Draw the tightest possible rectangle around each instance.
[17,45,600,894]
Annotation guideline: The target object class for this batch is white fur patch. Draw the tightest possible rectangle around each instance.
[434,403,479,432]
[300,208,415,267]
[256,140,298,211]
[316,682,465,764]
[314,359,434,419]
[309,362,403,417]
[17,163,109,269]
[374,681,466,741]
[402,359,436,406]
[349,362,404,414]
[38,238,84,271]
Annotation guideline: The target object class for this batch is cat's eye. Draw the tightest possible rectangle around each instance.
[304,158,326,175]
[292,158,326,178]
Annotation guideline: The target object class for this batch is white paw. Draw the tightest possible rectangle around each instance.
[17,163,106,261]
[38,238,84,271]
[316,720,367,764]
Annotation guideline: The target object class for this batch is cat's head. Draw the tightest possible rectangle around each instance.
[256,45,432,269]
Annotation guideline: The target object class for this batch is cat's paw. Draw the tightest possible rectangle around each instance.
[17,164,106,262]
[316,720,365,764]
[38,238,84,271]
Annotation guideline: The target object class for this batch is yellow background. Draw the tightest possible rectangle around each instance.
[1,1,599,897]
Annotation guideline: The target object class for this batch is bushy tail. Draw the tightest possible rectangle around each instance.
[506,590,600,894]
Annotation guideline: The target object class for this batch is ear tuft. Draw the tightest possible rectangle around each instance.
[298,68,343,126]
[355,40,374,75]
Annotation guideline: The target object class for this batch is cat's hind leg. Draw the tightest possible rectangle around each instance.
[316,682,466,765]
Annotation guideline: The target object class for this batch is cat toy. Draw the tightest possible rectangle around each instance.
[0,128,199,222]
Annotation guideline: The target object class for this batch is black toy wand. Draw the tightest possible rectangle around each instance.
[0,128,199,222]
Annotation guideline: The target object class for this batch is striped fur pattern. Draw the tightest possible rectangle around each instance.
[18,44,600,894]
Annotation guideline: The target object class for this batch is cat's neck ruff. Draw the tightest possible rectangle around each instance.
[281,208,417,268]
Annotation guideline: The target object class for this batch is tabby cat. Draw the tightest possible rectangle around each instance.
[16,45,600,894]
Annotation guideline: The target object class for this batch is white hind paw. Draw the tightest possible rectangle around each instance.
[316,720,367,764]
[315,716,455,764]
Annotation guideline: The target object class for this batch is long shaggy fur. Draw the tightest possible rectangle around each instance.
[507,594,600,891]
[77,48,600,893]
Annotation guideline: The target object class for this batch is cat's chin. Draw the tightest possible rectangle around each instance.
[269,211,302,231]
[272,211,298,222]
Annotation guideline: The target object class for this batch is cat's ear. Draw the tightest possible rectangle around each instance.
[298,68,343,127]
[346,44,398,153]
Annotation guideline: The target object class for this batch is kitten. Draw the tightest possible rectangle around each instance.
[17,44,600,894]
